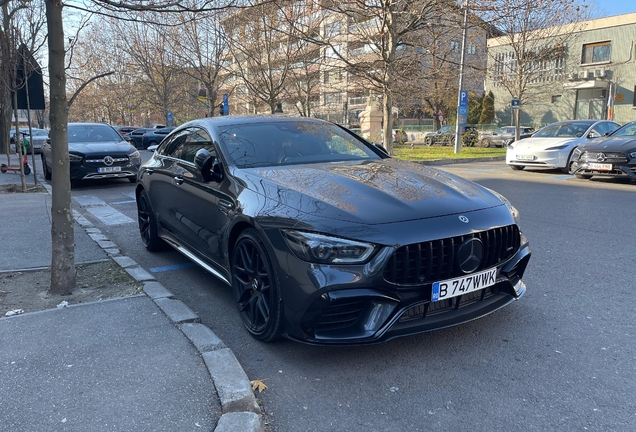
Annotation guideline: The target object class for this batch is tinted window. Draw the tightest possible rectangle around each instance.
[68,124,122,142]
[181,128,216,164]
[158,130,188,158]
[533,122,594,138]
[218,121,380,168]
[609,122,636,137]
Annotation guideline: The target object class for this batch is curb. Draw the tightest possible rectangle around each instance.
[42,177,264,432]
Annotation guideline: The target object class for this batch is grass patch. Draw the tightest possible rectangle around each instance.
[393,146,506,162]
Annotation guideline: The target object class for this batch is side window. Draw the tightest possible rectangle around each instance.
[158,130,188,158]
[181,128,216,164]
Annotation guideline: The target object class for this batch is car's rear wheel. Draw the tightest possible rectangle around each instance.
[137,189,168,251]
[231,229,284,342]
[563,160,577,175]
[478,138,491,148]
[510,165,525,171]
[425,137,433,146]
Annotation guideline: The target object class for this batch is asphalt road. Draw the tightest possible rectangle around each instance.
[68,156,636,432]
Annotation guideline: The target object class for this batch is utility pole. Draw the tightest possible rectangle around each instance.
[454,0,469,154]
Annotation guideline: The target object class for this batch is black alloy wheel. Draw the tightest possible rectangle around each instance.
[41,155,51,180]
[231,229,284,342]
[136,189,167,251]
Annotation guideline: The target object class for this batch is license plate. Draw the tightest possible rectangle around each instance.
[98,166,121,173]
[516,155,535,161]
[432,268,497,302]
[586,162,612,171]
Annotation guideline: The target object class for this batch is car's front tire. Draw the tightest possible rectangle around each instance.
[231,228,284,342]
[510,165,525,171]
[137,189,168,251]
[575,173,592,179]
[479,138,491,148]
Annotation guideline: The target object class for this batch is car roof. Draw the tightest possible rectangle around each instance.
[177,115,334,132]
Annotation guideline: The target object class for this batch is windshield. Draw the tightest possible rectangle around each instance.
[610,122,636,137]
[533,122,593,138]
[68,124,122,142]
[218,121,381,168]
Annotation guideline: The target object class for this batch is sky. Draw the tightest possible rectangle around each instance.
[592,1,636,17]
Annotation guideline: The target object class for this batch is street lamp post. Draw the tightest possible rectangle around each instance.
[454,0,469,154]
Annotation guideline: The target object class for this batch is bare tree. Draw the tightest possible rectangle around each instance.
[477,0,589,139]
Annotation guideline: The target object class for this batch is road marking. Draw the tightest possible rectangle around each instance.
[74,195,134,225]
[111,200,136,205]
[149,262,197,273]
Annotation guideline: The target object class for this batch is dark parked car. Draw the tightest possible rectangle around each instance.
[127,128,151,149]
[479,126,535,148]
[141,127,175,149]
[569,120,636,182]
[41,122,141,183]
[115,126,138,136]
[135,116,531,345]
[425,125,478,147]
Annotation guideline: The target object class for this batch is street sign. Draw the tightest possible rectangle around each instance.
[458,106,468,116]
[223,94,229,116]
[167,111,173,125]
[459,90,468,107]
[511,98,521,110]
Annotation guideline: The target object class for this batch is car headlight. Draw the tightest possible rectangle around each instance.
[629,151,636,158]
[484,188,519,223]
[544,144,569,150]
[128,150,141,159]
[281,230,376,264]
[69,153,83,162]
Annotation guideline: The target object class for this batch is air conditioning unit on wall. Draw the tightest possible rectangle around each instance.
[594,68,606,78]
[568,72,578,80]
[578,70,593,79]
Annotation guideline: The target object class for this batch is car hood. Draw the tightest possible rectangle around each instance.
[577,136,636,152]
[511,136,579,149]
[69,141,135,154]
[241,159,504,225]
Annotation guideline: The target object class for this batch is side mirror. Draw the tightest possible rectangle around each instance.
[588,131,601,139]
[194,148,223,182]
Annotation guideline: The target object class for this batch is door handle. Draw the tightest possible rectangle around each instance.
[173,176,184,185]
[219,199,234,209]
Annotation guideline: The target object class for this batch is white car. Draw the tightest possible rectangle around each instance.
[506,120,620,173]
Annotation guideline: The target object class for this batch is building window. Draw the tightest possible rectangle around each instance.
[325,21,341,37]
[450,41,460,53]
[324,92,342,105]
[581,41,611,64]
[551,95,562,103]
[324,44,342,59]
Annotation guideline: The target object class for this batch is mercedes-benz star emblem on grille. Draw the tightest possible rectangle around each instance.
[597,153,606,162]
[103,156,114,166]
[457,238,483,273]
[458,215,469,223]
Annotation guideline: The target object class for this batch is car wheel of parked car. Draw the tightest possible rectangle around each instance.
[137,190,168,252]
[575,173,592,179]
[479,138,491,148]
[425,137,433,146]
[231,228,284,342]
[510,165,525,171]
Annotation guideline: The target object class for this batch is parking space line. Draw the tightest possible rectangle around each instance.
[73,195,134,225]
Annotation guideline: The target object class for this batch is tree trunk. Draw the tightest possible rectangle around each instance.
[46,0,76,295]
[382,89,393,155]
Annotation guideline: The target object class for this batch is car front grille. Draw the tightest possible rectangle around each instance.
[398,286,497,322]
[580,152,628,164]
[383,225,520,286]
[84,154,130,167]
[314,299,367,333]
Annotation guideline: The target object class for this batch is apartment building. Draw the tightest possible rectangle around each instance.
[486,12,636,127]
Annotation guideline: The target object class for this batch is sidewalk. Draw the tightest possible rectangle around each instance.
[0,154,263,432]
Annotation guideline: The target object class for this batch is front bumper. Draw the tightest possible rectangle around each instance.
[275,229,531,345]
[572,163,636,179]
[70,159,141,181]
[506,148,569,169]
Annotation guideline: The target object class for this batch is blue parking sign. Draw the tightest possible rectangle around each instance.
[460,90,468,107]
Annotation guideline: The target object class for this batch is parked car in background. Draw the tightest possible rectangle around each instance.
[127,128,151,149]
[115,126,138,136]
[10,128,49,154]
[569,120,636,182]
[479,126,535,148]
[41,122,141,183]
[506,120,620,173]
[425,125,478,147]
[141,127,175,149]
[136,115,531,344]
